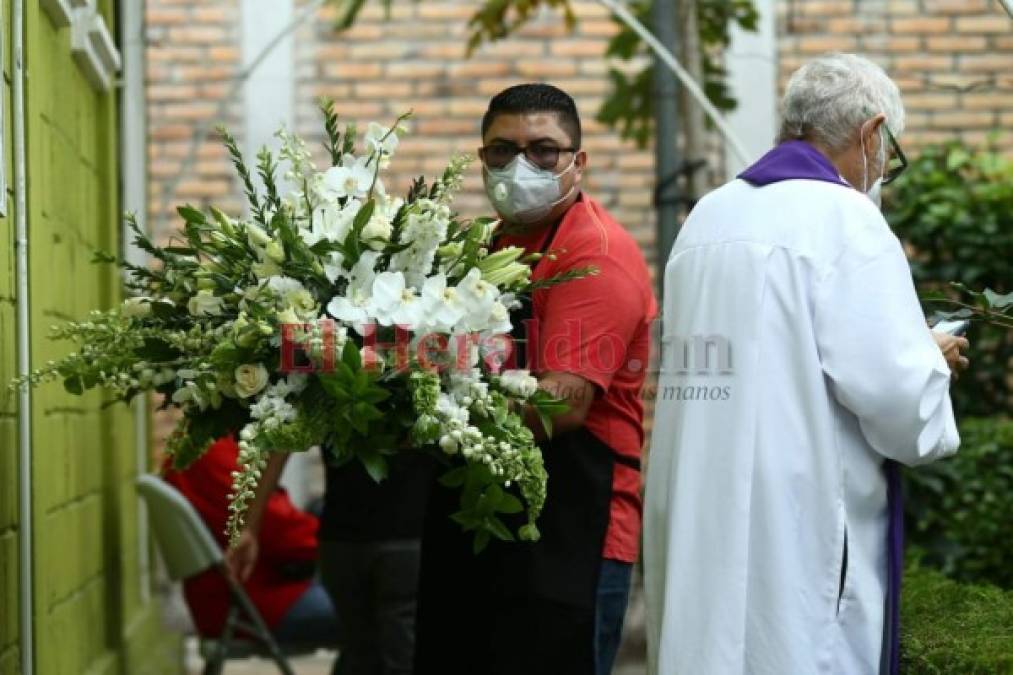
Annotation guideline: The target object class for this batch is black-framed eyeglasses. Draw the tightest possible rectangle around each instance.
[479,142,578,171]
[882,125,908,186]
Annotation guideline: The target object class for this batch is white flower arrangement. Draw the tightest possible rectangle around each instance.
[13,100,594,552]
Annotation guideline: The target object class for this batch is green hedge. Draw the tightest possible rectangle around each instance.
[884,140,1013,416]
[902,563,1013,674]
[905,417,1013,589]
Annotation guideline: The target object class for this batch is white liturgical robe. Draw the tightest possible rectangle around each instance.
[644,157,959,674]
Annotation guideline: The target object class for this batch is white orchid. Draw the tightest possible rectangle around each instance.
[456,267,501,331]
[365,122,399,158]
[322,252,346,283]
[327,290,372,326]
[325,251,382,329]
[319,161,372,201]
[369,271,424,328]
[301,201,356,247]
[420,274,466,332]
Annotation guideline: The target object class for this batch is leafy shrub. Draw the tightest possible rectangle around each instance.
[901,562,1013,674]
[884,140,1013,415]
[904,417,1013,589]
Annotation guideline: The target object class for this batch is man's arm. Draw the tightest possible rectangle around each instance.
[814,235,967,466]
[525,371,597,442]
[224,451,289,582]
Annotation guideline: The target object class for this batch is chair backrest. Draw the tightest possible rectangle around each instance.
[137,474,224,581]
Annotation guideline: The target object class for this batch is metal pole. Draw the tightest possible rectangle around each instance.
[119,0,151,604]
[13,0,34,670]
[598,0,751,165]
[650,0,681,279]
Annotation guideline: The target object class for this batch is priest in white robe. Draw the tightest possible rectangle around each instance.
[644,53,970,675]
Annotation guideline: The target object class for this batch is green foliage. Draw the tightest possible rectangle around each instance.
[596,0,758,146]
[884,140,1013,415]
[901,562,1013,674]
[904,417,1013,589]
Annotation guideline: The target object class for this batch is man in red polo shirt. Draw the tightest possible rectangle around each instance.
[414,83,656,675]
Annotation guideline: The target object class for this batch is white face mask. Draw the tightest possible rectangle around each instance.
[861,126,888,209]
[484,154,577,225]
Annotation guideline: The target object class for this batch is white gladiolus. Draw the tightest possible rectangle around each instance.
[499,370,539,398]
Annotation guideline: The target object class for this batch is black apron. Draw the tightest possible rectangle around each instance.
[413,219,629,675]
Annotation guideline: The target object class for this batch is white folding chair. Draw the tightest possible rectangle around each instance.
[137,474,298,675]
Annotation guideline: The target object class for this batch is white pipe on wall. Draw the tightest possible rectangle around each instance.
[13,0,34,670]
[119,0,151,603]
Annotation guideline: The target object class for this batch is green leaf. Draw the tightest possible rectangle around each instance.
[438,467,469,488]
[485,516,515,542]
[497,492,524,515]
[177,205,206,225]
[358,449,389,483]
[351,199,376,237]
[472,529,492,555]
[63,375,84,395]
[135,338,182,362]
[342,340,361,372]
[983,289,1013,311]
[319,374,352,402]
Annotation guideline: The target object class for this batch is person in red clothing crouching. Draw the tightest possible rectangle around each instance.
[163,435,339,646]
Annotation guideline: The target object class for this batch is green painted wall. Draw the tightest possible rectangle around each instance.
[1,1,23,672]
[0,2,181,674]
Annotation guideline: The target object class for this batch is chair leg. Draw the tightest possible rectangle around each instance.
[226,574,295,675]
[203,604,240,675]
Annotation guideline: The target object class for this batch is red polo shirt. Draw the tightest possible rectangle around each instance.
[498,194,656,563]
[163,436,319,636]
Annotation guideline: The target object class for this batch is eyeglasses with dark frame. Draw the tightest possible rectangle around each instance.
[479,142,578,171]
[882,125,908,186]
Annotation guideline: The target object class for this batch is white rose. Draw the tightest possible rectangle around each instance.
[121,297,151,318]
[187,289,224,317]
[500,369,539,398]
[234,363,270,398]
[360,215,393,249]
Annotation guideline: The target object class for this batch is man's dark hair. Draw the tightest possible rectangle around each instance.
[481,83,582,148]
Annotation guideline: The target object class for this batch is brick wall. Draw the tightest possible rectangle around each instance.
[776,0,1013,153]
[146,0,245,241]
[293,1,658,257]
[144,0,659,257]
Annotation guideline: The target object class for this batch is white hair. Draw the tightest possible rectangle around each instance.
[778,53,905,151]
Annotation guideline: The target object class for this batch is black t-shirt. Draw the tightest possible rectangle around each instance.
[318,447,437,542]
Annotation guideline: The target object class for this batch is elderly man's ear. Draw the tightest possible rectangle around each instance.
[860,112,888,151]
